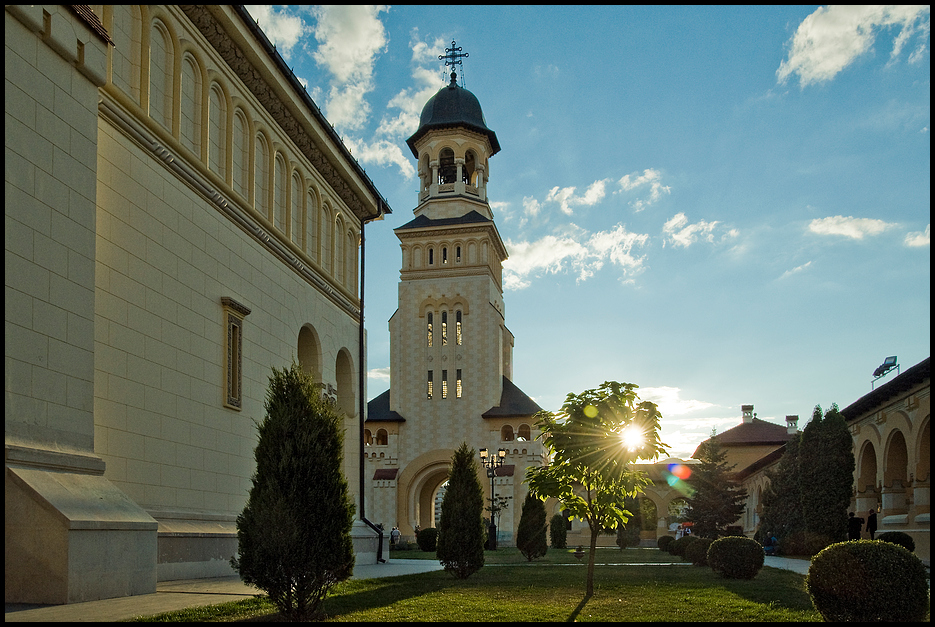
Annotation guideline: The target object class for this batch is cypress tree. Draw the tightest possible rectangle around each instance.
[798,404,854,551]
[516,491,548,561]
[757,432,806,550]
[436,442,485,578]
[231,362,355,621]
[550,513,568,549]
[684,431,747,539]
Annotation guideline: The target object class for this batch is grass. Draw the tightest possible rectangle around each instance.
[130,548,826,622]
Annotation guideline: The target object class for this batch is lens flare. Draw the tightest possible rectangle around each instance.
[620,425,644,451]
[583,405,598,418]
[667,463,692,480]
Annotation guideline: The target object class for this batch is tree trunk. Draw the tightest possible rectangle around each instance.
[586,521,599,597]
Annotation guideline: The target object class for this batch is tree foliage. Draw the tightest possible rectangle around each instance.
[436,442,486,578]
[756,432,805,551]
[798,404,854,550]
[684,431,747,539]
[516,491,548,561]
[525,381,666,596]
[231,362,354,621]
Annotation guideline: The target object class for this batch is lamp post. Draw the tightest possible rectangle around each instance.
[479,447,506,550]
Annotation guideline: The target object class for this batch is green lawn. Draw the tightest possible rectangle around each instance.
[132,548,824,622]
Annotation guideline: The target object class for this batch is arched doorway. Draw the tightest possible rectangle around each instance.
[297,324,322,383]
[335,348,354,417]
[883,430,909,516]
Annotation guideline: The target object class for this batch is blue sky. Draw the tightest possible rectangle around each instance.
[245,5,930,459]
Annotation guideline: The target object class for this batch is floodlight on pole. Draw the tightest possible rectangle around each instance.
[871,355,899,389]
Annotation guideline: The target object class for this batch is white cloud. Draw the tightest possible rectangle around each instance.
[662,212,721,248]
[617,168,671,212]
[309,5,388,131]
[342,136,415,179]
[808,215,894,239]
[543,179,610,215]
[777,5,931,87]
[779,261,812,280]
[639,387,715,417]
[503,224,649,290]
[244,6,307,60]
[369,367,391,382]
[904,224,930,247]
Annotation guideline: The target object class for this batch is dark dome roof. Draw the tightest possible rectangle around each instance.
[406,74,500,158]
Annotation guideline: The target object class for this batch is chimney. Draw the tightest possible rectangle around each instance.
[786,415,798,434]
[742,404,754,424]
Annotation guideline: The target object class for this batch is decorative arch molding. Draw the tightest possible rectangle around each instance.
[417,294,471,317]
[396,449,459,534]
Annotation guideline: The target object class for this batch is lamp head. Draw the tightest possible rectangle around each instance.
[479,448,488,459]
[498,448,506,458]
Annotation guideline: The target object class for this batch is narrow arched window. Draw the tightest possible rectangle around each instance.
[456,369,462,398]
[274,154,286,232]
[376,429,388,446]
[501,425,514,442]
[291,172,302,247]
[442,247,448,264]
[149,21,173,130]
[364,429,373,445]
[427,312,433,347]
[427,370,433,399]
[442,370,448,399]
[463,150,476,184]
[456,310,462,345]
[180,55,201,156]
[208,83,227,178]
[438,148,455,184]
[232,109,248,197]
[428,247,434,265]
[456,246,462,264]
[441,311,448,346]
[254,133,269,218]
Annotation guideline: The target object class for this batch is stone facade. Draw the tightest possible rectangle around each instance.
[6,5,388,604]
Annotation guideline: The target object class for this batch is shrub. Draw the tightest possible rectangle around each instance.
[669,535,698,558]
[806,540,928,622]
[685,537,713,566]
[436,443,485,578]
[708,536,764,579]
[656,535,675,552]
[876,531,915,553]
[231,363,354,621]
[550,514,568,549]
[417,527,438,552]
[516,492,548,561]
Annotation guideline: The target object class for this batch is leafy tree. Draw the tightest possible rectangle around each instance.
[798,404,854,551]
[684,431,747,539]
[525,381,666,596]
[516,491,548,561]
[436,442,486,578]
[615,495,643,548]
[231,362,354,621]
[756,432,805,551]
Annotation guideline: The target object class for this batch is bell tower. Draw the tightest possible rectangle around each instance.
[367,43,544,543]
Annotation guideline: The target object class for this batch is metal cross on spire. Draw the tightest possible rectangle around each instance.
[439,40,468,85]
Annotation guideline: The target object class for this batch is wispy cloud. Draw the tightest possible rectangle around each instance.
[545,179,609,215]
[904,224,930,247]
[779,261,812,280]
[503,224,649,290]
[244,5,307,61]
[777,5,931,87]
[807,215,894,239]
[617,168,671,212]
[369,367,391,382]
[662,212,725,248]
[639,387,715,417]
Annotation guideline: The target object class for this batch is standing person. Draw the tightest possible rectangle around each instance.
[866,508,877,540]
[847,511,864,540]
[390,525,401,546]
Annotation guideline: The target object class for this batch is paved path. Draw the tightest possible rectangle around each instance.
[5,556,812,622]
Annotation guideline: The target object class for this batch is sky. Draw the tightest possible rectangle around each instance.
[244,5,930,459]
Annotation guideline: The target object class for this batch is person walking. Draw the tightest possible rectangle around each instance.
[847,511,864,540]
[390,525,401,547]
[866,508,877,540]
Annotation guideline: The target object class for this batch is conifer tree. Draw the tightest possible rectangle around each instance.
[436,442,485,578]
[798,404,854,550]
[757,432,805,550]
[684,431,747,539]
[231,362,355,621]
[516,491,548,561]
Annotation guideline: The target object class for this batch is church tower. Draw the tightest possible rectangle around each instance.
[366,44,544,545]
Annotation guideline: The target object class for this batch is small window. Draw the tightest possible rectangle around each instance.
[518,424,531,441]
[456,311,462,345]
[456,246,462,263]
[429,248,434,265]
[442,370,448,399]
[456,369,462,398]
[442,311,448,346]
[501,424,514,442]
[364,429,373,445]
[427,312,433,347]
[442,247,448,264]
[376,429,388,446]
[221,297,251,410]
[427,370,433,399]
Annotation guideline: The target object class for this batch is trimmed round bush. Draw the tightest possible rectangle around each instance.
[708,536,765,579]
[417,527,438,552]
[876,530,915,553]
[806,540,928,622]
[684,537,713,566]
[656,535,675,552]
[669,535,698,558]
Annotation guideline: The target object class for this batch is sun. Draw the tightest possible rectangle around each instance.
[620,425,644,451]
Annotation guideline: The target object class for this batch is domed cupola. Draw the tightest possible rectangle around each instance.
[405,70,500,159]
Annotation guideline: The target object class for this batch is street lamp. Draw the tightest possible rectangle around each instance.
[479,447,506,550]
